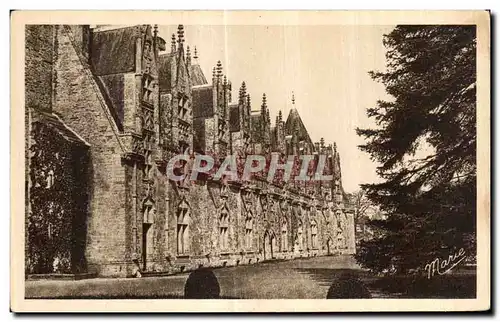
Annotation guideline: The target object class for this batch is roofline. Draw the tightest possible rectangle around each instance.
[91,25,142,33]
[53,114,91,147]
[192,84,212,89]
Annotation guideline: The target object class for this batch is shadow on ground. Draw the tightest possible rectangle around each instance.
[24,256,476,299]
[295,267,476,299]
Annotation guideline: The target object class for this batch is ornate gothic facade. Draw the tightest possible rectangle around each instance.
[25,24,356,277]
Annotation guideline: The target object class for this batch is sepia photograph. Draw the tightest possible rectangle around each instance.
[11,10,490,312]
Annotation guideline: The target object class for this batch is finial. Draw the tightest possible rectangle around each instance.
[278,110,282,122]
[153,24,158,37]
[177,25,185,46]
[334,142,337,151]
[186,46,191,65]
[239,82,247,103]
[292,91,295,105]
[223,75,227,85]
[171,33,176,52]
[247,94,251,106]
[193,46,198,59]
[261,93,267,122]
[212,67,216,79]
[216,60,223,77]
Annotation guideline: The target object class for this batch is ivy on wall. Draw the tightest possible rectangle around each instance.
[27,121,89,274]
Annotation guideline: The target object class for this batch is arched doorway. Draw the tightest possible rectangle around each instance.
[263,230,276,260]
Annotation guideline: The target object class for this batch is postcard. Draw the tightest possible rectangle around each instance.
[11,10,490,312]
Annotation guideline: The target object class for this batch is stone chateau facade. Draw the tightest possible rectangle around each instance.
[25,24,356,278]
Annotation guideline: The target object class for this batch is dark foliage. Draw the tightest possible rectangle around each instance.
[366,268,476,298]
[355,25,476,274]
[326,271,372,299]
[27,122,89,274]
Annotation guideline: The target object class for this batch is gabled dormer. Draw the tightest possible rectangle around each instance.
[284,93,314,155]
[89,24,163,161]
[158,25,193,155]
[229,81,252,155]
[272,110,286,154]
[213,61,231,154]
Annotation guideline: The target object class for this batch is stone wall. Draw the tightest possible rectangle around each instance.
[132,176,351,276]
[25,25,56,265]
[26,24,356,278]
[51,25,131,276]
[25,25,54,112]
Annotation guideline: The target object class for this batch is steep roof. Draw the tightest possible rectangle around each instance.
[192,85,214,118]
[32,110,90,147]
[250,113,263,142]
[190,64,208,86]
[97,74,125,126]
[91,25,145,76]
[158,48,192,95]
[193,118,206,153]
[158,52,175,93]
[229,103,240,132]
[270,126,277,149]
[285,108,313,146]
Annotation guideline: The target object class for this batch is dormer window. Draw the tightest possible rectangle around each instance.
[142,75,154,106]
[218,120,226,139]
[142,40,153,74]
[178,94,189,120]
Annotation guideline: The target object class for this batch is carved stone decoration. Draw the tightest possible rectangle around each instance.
[220,183,228,199]
[132,135,145,156]
[142,39,153,75]
[160,94,173,152]
[142,198,155,224]
[144,180,155,199]
[143,108,154,132]
[260,194,268,209]
[241,189,253,212]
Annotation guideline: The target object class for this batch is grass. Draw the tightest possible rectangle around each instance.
[25,255,476,299]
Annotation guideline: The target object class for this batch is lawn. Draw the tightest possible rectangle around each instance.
[25,255,476,299]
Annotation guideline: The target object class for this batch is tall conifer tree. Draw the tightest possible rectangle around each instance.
[355,26,477,273]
